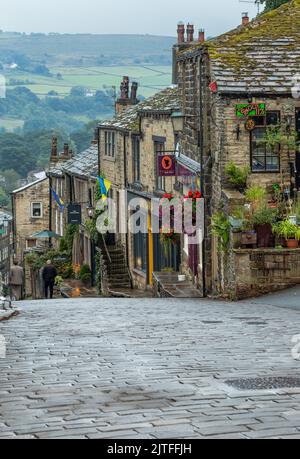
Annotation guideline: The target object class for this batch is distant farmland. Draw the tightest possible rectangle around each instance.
[6,65,172,98]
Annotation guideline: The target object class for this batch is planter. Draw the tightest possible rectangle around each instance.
[241,230,257,247]
[254,223,274,248]
[287,239,299,249]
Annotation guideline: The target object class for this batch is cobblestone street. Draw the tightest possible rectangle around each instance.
[1,292,300,439]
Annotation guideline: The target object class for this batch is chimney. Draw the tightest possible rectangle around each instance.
[120,76,129,100]
[51,136,58,158]
[91,128,99,145]
[116,77,139,114]
[186,23,194,43]
[242,12,249,26]
[198,29,205,43]
[130,82,138,101]
[63,143,69,157]
[177,22,185,45]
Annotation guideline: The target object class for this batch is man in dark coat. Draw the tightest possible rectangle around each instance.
[42,260,57,299]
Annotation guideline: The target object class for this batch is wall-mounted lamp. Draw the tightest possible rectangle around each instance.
[86,204,95,219]
[171,111,184,133]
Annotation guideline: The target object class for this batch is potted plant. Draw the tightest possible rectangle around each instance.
[225,161,250,193]
[230,205,257,247]
[251,206,277,248]
[272,219,300,249]
[245,185,266,212]
[211,212,231,252]
[79,264,92,287]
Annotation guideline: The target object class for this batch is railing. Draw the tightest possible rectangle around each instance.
[101,234,112,264]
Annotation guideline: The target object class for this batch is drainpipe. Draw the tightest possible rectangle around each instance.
[97,126,101,177]
[199,54,207,298]
[11,192,16,260]
[123,133,130,274]
[48,174,53,248]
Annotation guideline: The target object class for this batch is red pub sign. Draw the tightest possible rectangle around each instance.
[157,154,176,177]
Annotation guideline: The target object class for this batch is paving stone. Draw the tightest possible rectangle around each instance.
[1,295,300,439]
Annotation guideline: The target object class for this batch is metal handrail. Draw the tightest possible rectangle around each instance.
[101,234,112,264]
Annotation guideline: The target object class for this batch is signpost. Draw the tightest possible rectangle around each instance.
[67,204,82,225]
[157,154,176,177]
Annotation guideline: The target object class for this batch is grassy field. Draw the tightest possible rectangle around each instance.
[6,65,172,98]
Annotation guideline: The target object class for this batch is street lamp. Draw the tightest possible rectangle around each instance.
[171,111,184,134]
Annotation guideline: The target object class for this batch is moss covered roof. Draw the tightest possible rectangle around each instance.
[99,86,180,132]
[184,0,300,94]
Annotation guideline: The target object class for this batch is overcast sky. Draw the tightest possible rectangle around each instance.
[1,0,258,36]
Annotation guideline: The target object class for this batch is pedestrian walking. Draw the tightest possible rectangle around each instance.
[42,260,57,300]
[9,261,24,301]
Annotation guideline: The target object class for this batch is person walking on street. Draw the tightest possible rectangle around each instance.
[9,261,24,301]
[42,260,57,300]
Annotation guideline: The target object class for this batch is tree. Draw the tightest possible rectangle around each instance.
[0,186,9,208]
[1,169,20,193]
[260,0,290,12]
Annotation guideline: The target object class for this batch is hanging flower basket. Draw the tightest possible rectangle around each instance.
[183,190,202,234]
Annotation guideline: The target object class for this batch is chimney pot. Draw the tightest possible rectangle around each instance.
[51,136,58,157]
[120,76,129,99]
[177,22,185,45]
[131,82,138,101]
[63,143,69,156]
[198,29,205,43]
[186,23,194,43]
[92,128,99,145]
[242,12,249,26]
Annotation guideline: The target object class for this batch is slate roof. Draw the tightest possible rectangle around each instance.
[181,0,300,95]
[12,176,48,194]
[100,86,181,132]
[62,144,98,179]
[48,162,64,178]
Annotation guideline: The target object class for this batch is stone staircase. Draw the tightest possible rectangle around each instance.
[100,242,132,291]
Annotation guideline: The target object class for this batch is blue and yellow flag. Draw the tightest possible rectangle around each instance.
[51,189,65,211]
[98,177,111,201]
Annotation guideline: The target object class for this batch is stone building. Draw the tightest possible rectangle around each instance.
[47,137,74,247]
[47,135,100,278]
[174,1,300,297]
[99,85,182,291]
[0,210,13,289]
[12,173,49,263]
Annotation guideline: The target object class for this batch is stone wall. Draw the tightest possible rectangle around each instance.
[227,248,300,300]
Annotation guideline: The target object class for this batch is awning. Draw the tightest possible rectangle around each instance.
[30,230,61,239]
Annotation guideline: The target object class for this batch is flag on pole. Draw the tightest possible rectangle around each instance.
[51,189,65,211]
[98,177,111,201]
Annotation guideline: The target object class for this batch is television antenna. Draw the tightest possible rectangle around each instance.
[239,0,261,15]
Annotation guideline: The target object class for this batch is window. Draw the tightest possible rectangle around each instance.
[251,111,281,172]
[105,131,116,157]
[132,136,141,183]
[31,202,42,218]
[155,141,166,191]
[26,239,37,249]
